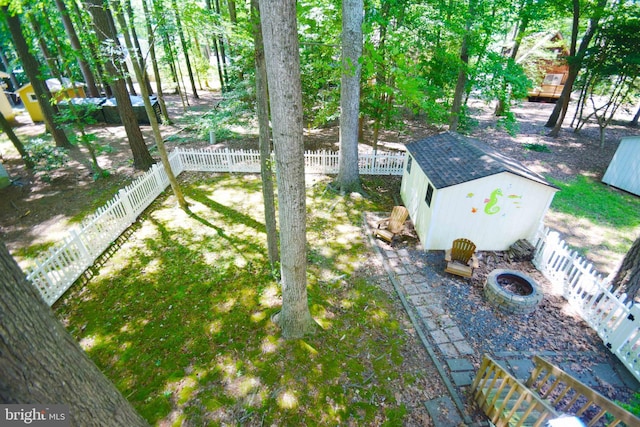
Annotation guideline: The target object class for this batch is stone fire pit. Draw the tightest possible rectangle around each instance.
[484,269,543,314]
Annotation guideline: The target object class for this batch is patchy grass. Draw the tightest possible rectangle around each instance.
[549,175,640,230]
[68,177,129,224]
[544,175,640,271]
[523,143,551,153]
[54,174,431,425]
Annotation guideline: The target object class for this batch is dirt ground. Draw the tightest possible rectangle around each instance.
[1,91,638,272]
[1,92,639,424]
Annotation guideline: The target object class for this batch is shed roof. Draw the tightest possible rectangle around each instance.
[406,132,557,190]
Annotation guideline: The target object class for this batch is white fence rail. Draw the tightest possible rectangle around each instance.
[533,227,639,382]
[25,153,183,305]
[24,148,403,306]
[24,147,640,383]
[176,147,406,176]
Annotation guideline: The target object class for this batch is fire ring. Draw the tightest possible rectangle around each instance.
[484,269,543,314]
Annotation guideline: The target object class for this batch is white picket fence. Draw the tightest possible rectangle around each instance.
[24,148,404,306]
[23,147,640,383]
[177,147,406,175]
[532,227,640,382]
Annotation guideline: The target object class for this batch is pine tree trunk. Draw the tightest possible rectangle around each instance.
[449,1,474,132]
[28,15,60,78]
[495,4,529,117]
[251,0,279,269]
[142,0,171,123]
[123,0,154,96]
[3,7,72,149]
[612,236,640,301]
[85,0,154,170]
[55,0,100,97]
[546,0,606,133]
[228,0,237,23]
[115,1,188,210]
[0,113,33,168]
[630,104,640,127]
[0,241,149,425]
[0,49,21,93]
[259,0,317,339]
[214,0,230,86]
[333,0,363,194]
[171,0,199,99]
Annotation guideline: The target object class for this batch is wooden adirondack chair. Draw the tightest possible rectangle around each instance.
[373,206,409,243]
[445,238,479,278]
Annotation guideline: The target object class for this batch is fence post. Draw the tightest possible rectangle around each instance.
[152,163,165,190]
[171,147,184,176]
[118,189,136,224]
[608,305,640,353]
[70,228,92,263]
[223,148,231,173]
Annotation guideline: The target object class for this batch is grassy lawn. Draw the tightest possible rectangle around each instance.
[54,174,436,425]
[547,176,640,266]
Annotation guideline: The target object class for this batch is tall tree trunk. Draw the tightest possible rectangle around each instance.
[0,241,149,425]
[629,103,640,127]
[228,0,237,23]
[2,7,72,149]
[449,0,475,132]
[123,0,154,96]
[28,15,59,78]
[546,0,606,134]
[0,48,21,93]
[55,0,100,97]
[334,0,364,193]
[611,236,640,301]
[495,1,530,117]
[114,0,188,209]
[214,0,230,86]
[104,5,137,96]
[0,113,34,168]
[251,0,279,269]
[171,0,199,99]
[85,0,154,170]
[142,0,171,123]
[259,0,317,339]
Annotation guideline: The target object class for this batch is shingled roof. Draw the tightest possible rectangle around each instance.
[405,132,557,189]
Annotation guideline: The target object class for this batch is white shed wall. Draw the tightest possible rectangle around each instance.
[602,137,640,197]
[401,156,434,245]
[0,91,14,121]
[429,173,555,250]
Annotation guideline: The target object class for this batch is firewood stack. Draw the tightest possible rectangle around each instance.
[506,239,536,262]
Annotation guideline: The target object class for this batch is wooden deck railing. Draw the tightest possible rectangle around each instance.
[471,355,558,426]
[472,354,640,427]
[526,356,640,427]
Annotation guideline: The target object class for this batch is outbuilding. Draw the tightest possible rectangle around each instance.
[0,71,15,121]
[400,132,559,251]
[602,136,640,197]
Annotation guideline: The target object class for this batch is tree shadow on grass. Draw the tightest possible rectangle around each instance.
[186,185,267,235]
[54,175,422,426]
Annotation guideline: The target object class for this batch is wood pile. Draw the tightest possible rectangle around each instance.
[506,239,535,262]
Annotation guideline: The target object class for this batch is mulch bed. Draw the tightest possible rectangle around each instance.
[388,228,636,405]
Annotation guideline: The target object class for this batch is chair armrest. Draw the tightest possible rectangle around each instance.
[444,249,452,262]
[469,254,479,269]
[375,218,390,229]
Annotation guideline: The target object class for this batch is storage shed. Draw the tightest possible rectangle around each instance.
[0,71,15,121]
[602,136,640,197]
[400,132,559,251]
[16,78,85,122]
